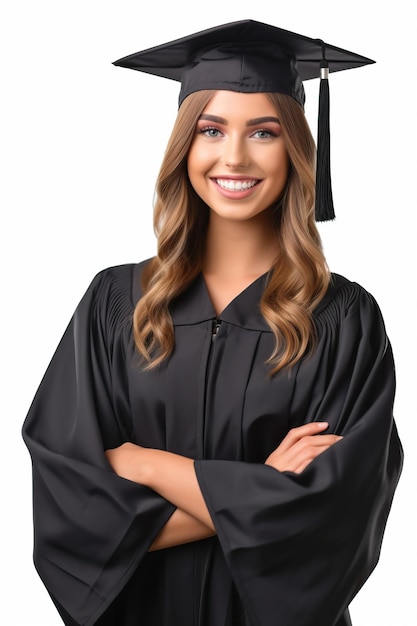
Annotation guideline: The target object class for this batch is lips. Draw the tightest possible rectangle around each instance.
[214,178,259,191]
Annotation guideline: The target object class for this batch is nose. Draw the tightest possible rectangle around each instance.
[223,134,249,168]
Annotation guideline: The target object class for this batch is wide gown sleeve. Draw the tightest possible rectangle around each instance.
[194,282,403,626]
[22,266,175,626]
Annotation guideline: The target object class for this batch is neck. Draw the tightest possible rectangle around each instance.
[203,211,279,278]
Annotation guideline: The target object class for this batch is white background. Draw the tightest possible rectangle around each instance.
[1,1,416,624]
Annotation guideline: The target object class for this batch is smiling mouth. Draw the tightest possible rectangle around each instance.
[214,178,260,191]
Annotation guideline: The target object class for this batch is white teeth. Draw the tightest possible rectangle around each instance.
[216,179,258,191]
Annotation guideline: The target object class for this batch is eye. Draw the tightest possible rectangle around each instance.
[199,126,223,138]
[251,129,279,139]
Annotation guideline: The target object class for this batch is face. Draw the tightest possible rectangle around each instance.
[187,91,289,224]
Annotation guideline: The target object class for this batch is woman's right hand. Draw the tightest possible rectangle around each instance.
[264,422,343,474]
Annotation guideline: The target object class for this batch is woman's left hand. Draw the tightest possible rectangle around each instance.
[264,422,342,474]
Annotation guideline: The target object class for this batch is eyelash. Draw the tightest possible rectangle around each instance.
[198,126,279,139]
[199,126,222,137]
[253,129,279,139]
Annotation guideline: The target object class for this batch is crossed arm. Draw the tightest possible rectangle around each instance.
[105,421,341,551]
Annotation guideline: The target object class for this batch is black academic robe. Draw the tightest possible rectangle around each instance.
[22,260,403,626]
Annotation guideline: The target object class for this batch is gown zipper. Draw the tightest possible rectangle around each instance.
[211,318,221,342]
[205,318,222,457]
[197,317,222,626]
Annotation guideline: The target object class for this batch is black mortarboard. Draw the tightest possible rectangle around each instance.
[113,19,375,221]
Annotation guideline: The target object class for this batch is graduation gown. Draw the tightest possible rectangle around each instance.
[22,260,403,626]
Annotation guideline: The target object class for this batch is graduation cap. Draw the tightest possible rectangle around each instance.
[113,19,375,221]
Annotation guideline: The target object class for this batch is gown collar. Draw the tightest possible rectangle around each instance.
[169,271,351,331]
[170,272,272,332]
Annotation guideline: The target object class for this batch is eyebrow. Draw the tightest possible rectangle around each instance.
[198,114,281,126]
[246,116,281,126]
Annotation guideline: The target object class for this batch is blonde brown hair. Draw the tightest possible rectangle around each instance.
[133,90,330,373]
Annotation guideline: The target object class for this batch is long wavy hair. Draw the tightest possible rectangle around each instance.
[133,90,330,374]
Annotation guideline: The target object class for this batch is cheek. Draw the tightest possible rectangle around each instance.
[265,147,290,201]
[187,142,219,200]
[187,142,204,181]
[187,144,208,197]
[255,142,289,175]
[187,149,199,188]
[188,136,221,172]
[274,146,290,183]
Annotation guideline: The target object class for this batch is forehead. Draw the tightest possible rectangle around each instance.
[201,91,278,118]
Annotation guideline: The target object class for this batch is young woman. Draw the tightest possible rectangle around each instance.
[22,20,403,626]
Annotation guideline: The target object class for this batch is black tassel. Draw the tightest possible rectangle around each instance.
[315,59,335,222]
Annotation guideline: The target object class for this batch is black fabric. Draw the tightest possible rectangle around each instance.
[22,260,402,626]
